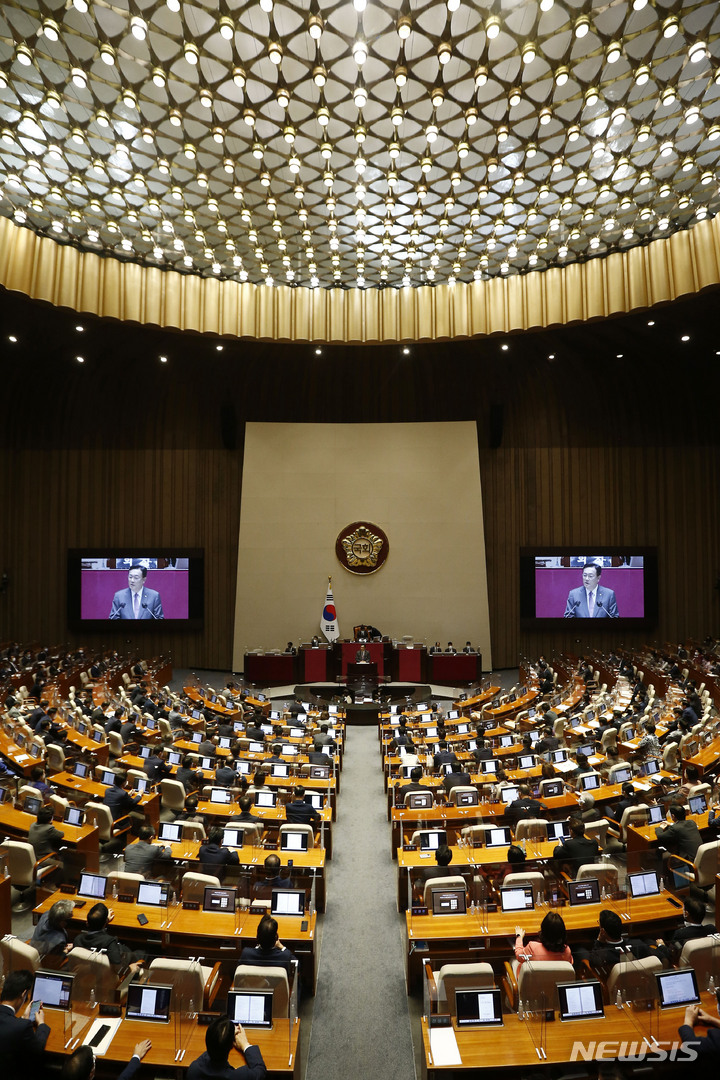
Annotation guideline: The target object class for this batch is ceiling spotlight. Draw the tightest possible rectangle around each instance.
[554,66,568,87]
[130,16,147,40]
[508,86,522,107]
[397,15,411,40]
[426,122,438,143]
[662,16,679,38]
[684,104,700,125]
[474,65,488,88]
[268,40,283,64]
[121,88,137,109]
[243,108,255,127]
[688,41,707,63]
[539,107,552,125]
[522,43,536,65]
[252,141,264,159]
[308,14,324,40]
[660,86,676,106]
[152,67,167,87]
[353,83,368,108]
[99,43,115,65]
[184,42,199,64]
[313,65,327,87]
[317,105,330,126]
[71,67,87,88]
[233,67,246,88]
[219,16,234,40]
[605,40,622,64]
[183,142,196,159]
[438,41,452,64]
[352,39,368,66]
[485,16,500,39]
[574,15,590,38]
[635,64,650,85]
[166,0,180,11]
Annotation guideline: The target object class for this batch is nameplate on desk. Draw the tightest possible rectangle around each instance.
[98,1003,122,1017]
[60,884,75,894]
[429,1014,452,1027]
[198,1011,220,1026]
[117,893,134,904]
[182,901,200,910]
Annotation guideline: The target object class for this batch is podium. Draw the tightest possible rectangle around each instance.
[299,644,331,682]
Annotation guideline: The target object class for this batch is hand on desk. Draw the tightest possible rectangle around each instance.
[234,1023,252,1053]
[133,1039,152,1060]
[515,926,525,940]
[685,1005,720,1029]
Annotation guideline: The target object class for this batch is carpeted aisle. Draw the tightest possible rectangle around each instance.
[304,725,416,1080]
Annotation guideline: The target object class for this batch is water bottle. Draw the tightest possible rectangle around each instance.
[518,998,524,1020]
[708,975,716,994]
[89,988,96,1010]
[188,997,196,1019]
[111,878,118,900]
[615,989,622,1009]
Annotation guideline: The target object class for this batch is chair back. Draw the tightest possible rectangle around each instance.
[147,957,209,1007]
[278,824,315,849]
[3,840,37,886]
[516,960,576,1011]
[600,728,617,751]
[448,786,478,807]
[0,934,40,972]
[65,945,117,1003]
[106,870,144,899]
[619,806,649,839]
[181,821,206,841]
[436,963,494,1011]
[502,872,546,904]
[694,840,720,888]
[514,818,548,842]
[108,732,124,756]
[233,963,290,1017]
[662,742,680,771]
[606,955,662,1004]
[575,862,618,892]
[182,871,221,903]
[583,818,610,847]
[85,801,114,842]
[678,937,720,988]
[160,779,186,812]
[45,743,65,772]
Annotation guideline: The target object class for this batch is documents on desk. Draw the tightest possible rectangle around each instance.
[428,1026,462,1067]
[82,1016,122,1055]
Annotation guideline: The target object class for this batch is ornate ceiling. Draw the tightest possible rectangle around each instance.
[0,0,718,291]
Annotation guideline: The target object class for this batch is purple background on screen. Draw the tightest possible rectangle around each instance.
[535,568,644,618]
[81,570,189,620]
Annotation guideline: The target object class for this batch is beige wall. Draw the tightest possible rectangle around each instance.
[232,422,492,670]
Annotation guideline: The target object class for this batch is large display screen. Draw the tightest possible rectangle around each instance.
[520,548,657,629]
[67,549,204,629]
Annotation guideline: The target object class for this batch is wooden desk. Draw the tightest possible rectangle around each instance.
[45,1006,300,1079]
[48,772,160,828]
[404,893,685,993]
[0,730,40,776]
[0,803,100,871]
[65,727,109,765]
[36,887,319,994]
[626,811,712,873]
[193,801,333,858]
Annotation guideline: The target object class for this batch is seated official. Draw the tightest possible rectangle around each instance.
[239,914,297,977]
[187,1015,266,1080]
[552,815,600,873]
[28,804,64,858]
[176,755,201,793]
[285,786,321,827]
[654,897,715,963]
[73,901,146,973]
[198,826,240,879]
[251,854,294,898]
[574,909,652,968]
[655,803,702,874]
[30,898,74,957]
[504,784,543,828]
[123,825,172,877]
[413,844,454,903]
[62,1039,151,1080]
[0,969,51,1080]
[679,1005,720,1057]
[515,912,573,967]
[228,794,264,827]
[103,770,143,825]
[144,749,172,784]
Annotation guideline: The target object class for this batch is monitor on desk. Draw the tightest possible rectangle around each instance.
[568,878,601,906]
[546,819,570,840]
[76,722,87,736]
[210,788,233,804]
[227,990,273,1029]
[191,732,203,743]
[500,786,520,805]
[99,768,117,788]
[401,766,417,779]
[611,766,632,785]
[656,968,700,1009]
[551,750,568,763]
[431,887,467,915]
[158,822,182,843]
[137,880,170,907]
[499,735,513,748]
[426,727,438,739]
[139,746,151,760]
[73,762,90,779]
[222,827,245,848]
[309,766,330,779]
[200,756,214,770]
[78,872,108,900]
[454,987,503,1028]
[30,741,43,757]
[280,830,309,852]
[527,706,536,719]
[500,884,534,912]
[203,886,237,913]
[579,773,601,791]
[647,805,665,825]
[168,751,181,767]
[689,794,707,815]
[24,794,42,816]
[63,806,85,827]
[281,745,298,757]
[518,754,536,770]
[191,710,203,721]
[236,760,250,775]
[145,719,157,732]
[125,983,172,1024]
[480,759,498,774]
[486,827,512,848]
[455,789,479,807]
[628,870,660,898]
[254,791,276,808]
[32,971,74,1010]
[271,888,305,916]
[289,728,304,738]
[541,781,564,799]
[248,742,265,753]
[271,764,290,778]
[418,830,447,851]
[305,793,324,809]
[447,710,460,720]
[456,723,469,735]
[640,757,662,777]
[558,980,604,1022]
[406,792,433,810]
[132,776,150,794]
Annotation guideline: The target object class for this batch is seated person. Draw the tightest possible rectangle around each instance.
[575,908,652,968]
[73,901,145,973]
[433,740,457,771]
[198,826,240,879]
[123,825,172,877]
[30,898,74,957]
[505,784,542,828]
[552,815,600,873]
[28,805,63,858]
[515,911,573,967]
[177,795,205,824]
[28,765,52,800]
[239,913,297,977]
[251,854,294,899]
[285,786,320,827]
[61,1039,151,1080]
[655,803,702,878]
[187,1016,265,1080]
[678,1005,720,1057]
[103,771,143,826]
[214,759,237,788]
[144,749,172,784]
[228,794,264,827]
[442,762,472,795]
[472,737,494,764]
[501,843,527,883]
[654,897,715,963]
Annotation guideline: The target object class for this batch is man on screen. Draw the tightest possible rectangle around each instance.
[564,562,618,619]
[109,565,164,620]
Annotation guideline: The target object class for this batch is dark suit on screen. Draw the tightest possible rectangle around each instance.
[109,587,164,620]
[564,584,619,619]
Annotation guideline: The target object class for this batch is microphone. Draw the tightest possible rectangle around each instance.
[564,598,580,619]
[109,602,125,620]
[142,603,162,620]
[596,599,619,619]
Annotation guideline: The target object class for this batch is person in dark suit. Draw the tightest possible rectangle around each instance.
[214,760,237,787]
[61,1038,152,1080]
[73,902,146,973]
[419,844,454,888]
[654,897,714,963]
[396,766,427,803]
[187,1015,266,1080]
[28,805,63,858]
[574,909,653,968]
[198,826,240,879]
[355,644,371,663]
[238,914,296,976]
[227,795,264,828]
[444,642,456,653]
[655,803,702,873]
[123,826,172,876]
[504,785,543,828]
[144,749,172,783]
[176,755,200,793]
[285,786,320,827]
[552,815,600,872]
[0,969,51,1080]
[442,762,472,794]
[462,642,476,653]
[564,562,619,618]
[429,642,442,655]
[471,736,494,765]
[109,565,164,620]
[433,741,457,771]
[679,1005,720,1057]
[103,770,143,822]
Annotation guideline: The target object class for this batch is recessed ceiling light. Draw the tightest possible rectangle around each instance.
[402,347,410,355]
[647,320,655,326]
[681,335,690,342]
[75,356,85,363]
[616,353,623,358]
[548,353,555,360]
[159,355,168,363]
[216,345,224,351]
[501,344,509,351]
[75,325,84,332]
[8,335,17,343]
[315,347,322,356]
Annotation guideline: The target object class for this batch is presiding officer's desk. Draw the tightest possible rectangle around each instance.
[0,802,100,870]
[419,992,715,1080]
[44,1004,301,1080]
[404,892,685,994]
[164,839,328,913]
[36,886,319,994]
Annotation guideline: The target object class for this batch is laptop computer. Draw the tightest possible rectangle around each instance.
[271,889,305,916]
[647,805,665,825]
[406,792,433,809]
[547,819,570,841]
[210,788,233,804]
[455,789,479,807]
[32,971,74,1009]
[431,887,467,915]
[137,880,170,907]
[640,757,662,777]
[305,793,324,809]
[254,791,277,808]
[628,870,660,898]
[248,742,264,753]
[500,884,534,912]
[481,759,498,774]
[418,830,447,851]
[78,872,108,900]
[227,990,273,1029]
[486,827,512,848]
[568,878,601,906]
[551,750,568,763]
[99,768,117,785]
[168,751,182,766]
[541,781,564,798]
[200,756,214,770]
[689,794,707,815]
[558,980,604,1021]
[158,822,182,843]
[132,776,150,794]
[656,968,700,1009]
[499,736,513,748]
[611,766,632,785]
[454,987,503,1028]
[74,762,90,779]
[125,983,172,1024]
[271,764,290,778]
[24,795,42,816]
[203,886,237,913]
[500,786,520,805]
[580,773,601,791]
[236,760,250,775]
[280,830,309,852]
[222,827,245,848]
[63,806,85,827]
[138,747,151,760]
[218,737,232,749]
[518,754,536,770]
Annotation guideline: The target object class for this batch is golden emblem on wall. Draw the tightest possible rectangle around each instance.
[336,522,389,576]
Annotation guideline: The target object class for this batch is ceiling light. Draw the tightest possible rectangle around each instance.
[684,105,700,125]
[637,124,651,142]
[44,89,61,109]
[525,143,537,158]
[681,156,694,172]
[485,16,500,39]
[219,16,234,40]
[212,126,224,143]
[313,65,327,87]
[354,84,368,108]
[388,140,400,159]
[508,86,522,107]
[252,141,264,159]
[522,43,536,65]
[183,142,196,159]
[317,105,330,126]
[99,43,115,65]
[662,16,679,38]
[574,16,590,38]
[352,40,367,66]
[606,41,621,64]
[708,125,720,141]
[243,109,255,127]
[73,0,88,10]
[308,14,324,40]
[438,42,452,64]
[426,123,438,143]
[688,41,707,63]
[233,67,246,88]
[497,125,508,142]
[633,0,648,8]
[539,107,552,125]
[130,16,147,40]
[635,65,650,85]
[289,155,301,173]
[659,140,673,156]
[394,64,407,88]
[199,88,213,109]
[166,0,180,11]
[397,15,411,40]
[121,88,137,109]
[660,86,676,107]
[457,140,469,158]
[71,67,87,88]
[554,66,568,87]
[184,42,199,64]
[567,124,580,142]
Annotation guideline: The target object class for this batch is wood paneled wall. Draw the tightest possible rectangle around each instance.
[0,285,718,672]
